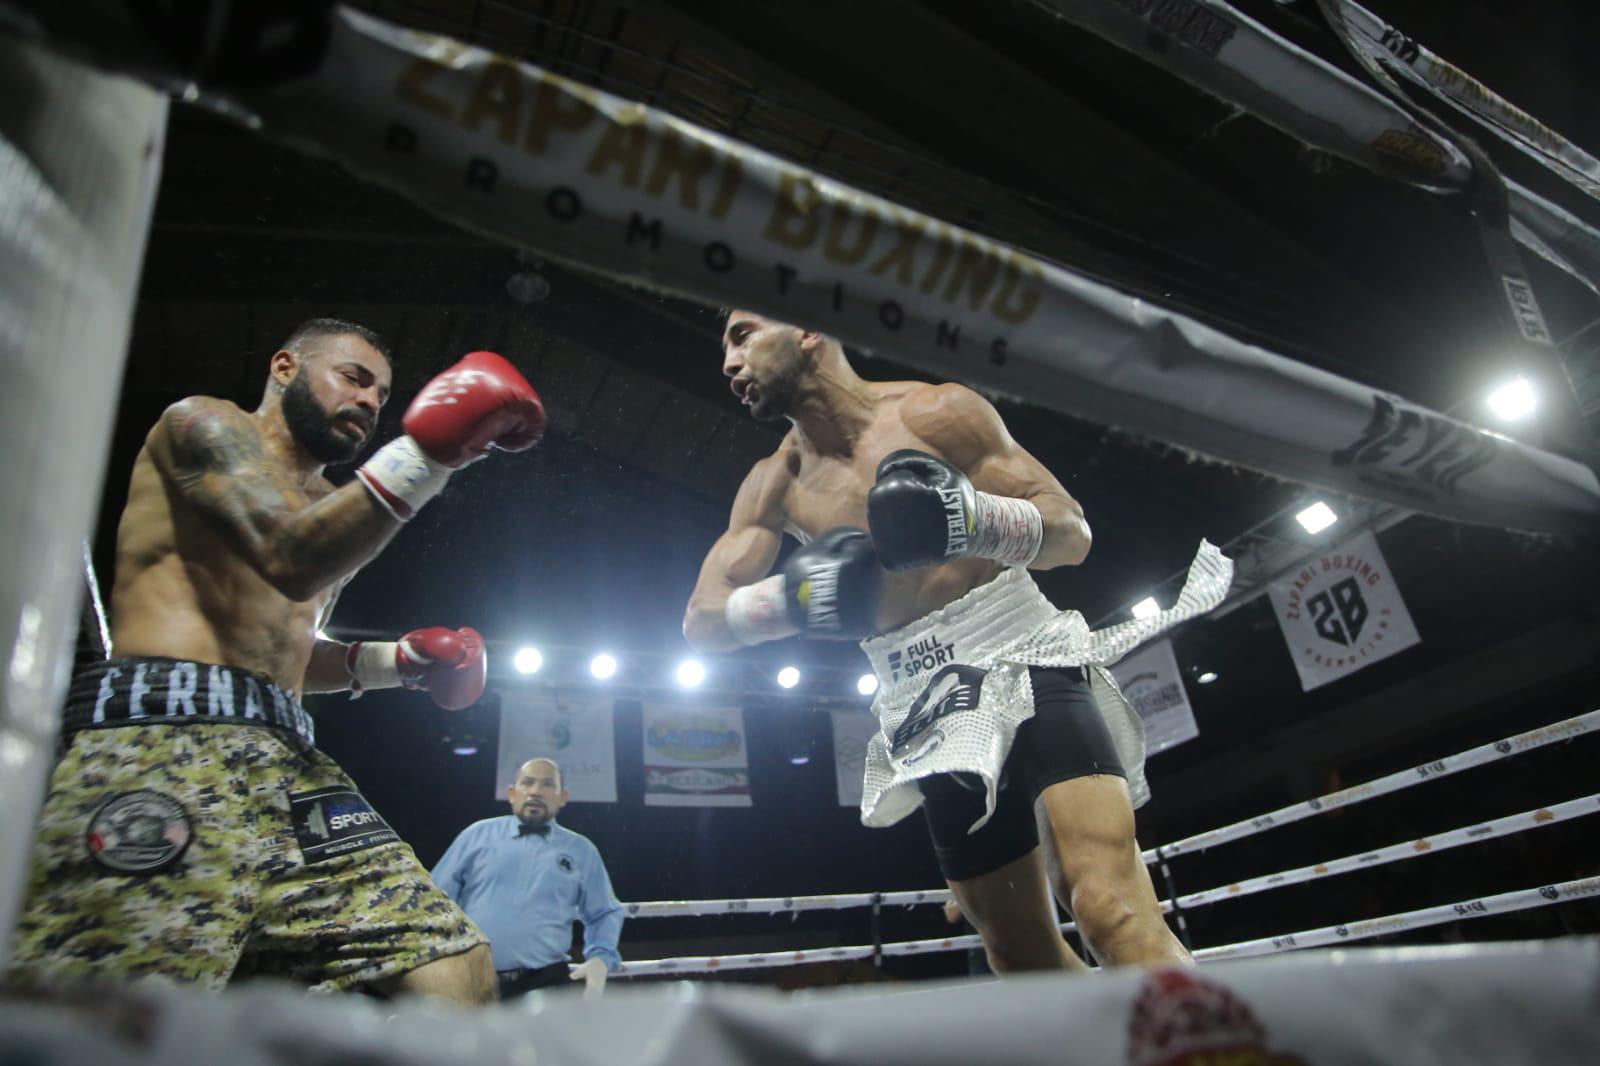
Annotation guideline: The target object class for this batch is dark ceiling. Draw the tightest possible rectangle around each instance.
[62,0,1600,965]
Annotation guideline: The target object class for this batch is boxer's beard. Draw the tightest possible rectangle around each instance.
[283,373,364,464]
[750,359,802,422]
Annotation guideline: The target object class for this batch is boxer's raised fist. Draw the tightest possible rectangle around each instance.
[404,351,545,467]
[358,352,545,520]
[396,626,488,710]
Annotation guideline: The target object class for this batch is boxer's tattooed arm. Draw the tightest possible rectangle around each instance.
[154,398,403,600]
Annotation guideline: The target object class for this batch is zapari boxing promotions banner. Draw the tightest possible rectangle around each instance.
[1267,529,1421,692]
[234,8,1600,535]
[1109,638,1199,754]
[495,692,617,803]
[641,704,752,807]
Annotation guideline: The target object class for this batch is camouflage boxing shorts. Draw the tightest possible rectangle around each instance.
[7,657,486,993]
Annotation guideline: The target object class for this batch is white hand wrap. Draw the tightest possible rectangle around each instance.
[725,575,799,646]
[971,492,1044,567]
[345,640,401,698]
[356,436,453,521]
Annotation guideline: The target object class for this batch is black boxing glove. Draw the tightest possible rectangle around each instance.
[724,527,882,643]
[781,527,882,639]
[868,450,1043,572]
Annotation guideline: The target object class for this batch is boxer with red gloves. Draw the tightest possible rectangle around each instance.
[345,626,488,709]
[10,319,542,1005]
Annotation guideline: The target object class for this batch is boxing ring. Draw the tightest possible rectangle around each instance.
[3,2,1599,1062]
[606,708,1600,977]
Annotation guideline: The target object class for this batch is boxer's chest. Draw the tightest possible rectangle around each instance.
[783,418,947,540]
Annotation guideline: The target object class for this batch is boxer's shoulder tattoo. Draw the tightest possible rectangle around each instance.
[161,399,303,541]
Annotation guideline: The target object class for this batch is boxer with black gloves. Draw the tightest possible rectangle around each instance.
[9,319,544,1004]
[684,311,1231,977]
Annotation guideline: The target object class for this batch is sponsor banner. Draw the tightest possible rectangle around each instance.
[1267,529,1420,692]
[1035,1,1600,299]
[244,9,1600,533]
[641,704,752,807]
[1148,709,1600,861]
[495,691,617,803]
[830,708,878,807]
[1109,639,1198,754]
[1320,0,1600,199]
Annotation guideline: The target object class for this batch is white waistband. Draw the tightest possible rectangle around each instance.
[860,568,1063,693]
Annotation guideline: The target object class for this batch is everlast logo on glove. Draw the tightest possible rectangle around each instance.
[800,568,841,632]
[940,487,970,557]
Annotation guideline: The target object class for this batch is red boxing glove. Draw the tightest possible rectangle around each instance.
[406,351,546,466]
[398,626,488,710]
[346,627,488,710]
[358,352,545,520]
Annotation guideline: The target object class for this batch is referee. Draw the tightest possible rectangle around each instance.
[432,758,624,998]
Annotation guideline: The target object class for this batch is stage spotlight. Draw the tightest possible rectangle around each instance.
[777,666,801,689]
[1197,671,1219,685]
[590,653,617,680]
[1131,597,1160,620]
[1486,375,1537,422]
[513,646,543,675]
[857,674,879,696]
[1295,501,1338,534]
[676,659,707,688]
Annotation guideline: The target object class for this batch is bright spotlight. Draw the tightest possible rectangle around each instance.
[451,745,479,757]
[1131,597,1160,620]
[857,674,879,696]
[1197,671,1219,685]
[790,755,811,766]
[676,659,707,688]
[1295,501,1338,535]
[589,653,617,680]
[513,646,543,675]
[777,666,801,689]
[1486,376,1537,422]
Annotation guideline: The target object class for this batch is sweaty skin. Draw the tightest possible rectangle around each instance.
[684,311,1091,650]
[110,333,396,695]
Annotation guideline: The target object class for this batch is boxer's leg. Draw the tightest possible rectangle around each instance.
[387,943,496,1005]
[242,745,492,1002]
[1023,667,1189,967]
[7,724,257,989]
[1035,775,1188,966]
[946,848,1089,973]
[921,768,1088,974]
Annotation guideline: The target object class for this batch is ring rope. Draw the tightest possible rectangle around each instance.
[612,875,1600,977]
[1167,791,1599,913]
[1146,710,1599,861]
[620,711,1598,918]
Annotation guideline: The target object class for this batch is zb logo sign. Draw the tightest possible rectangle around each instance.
[1308,577,1368,646]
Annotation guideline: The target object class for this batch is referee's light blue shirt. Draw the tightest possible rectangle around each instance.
[431,816,624,972]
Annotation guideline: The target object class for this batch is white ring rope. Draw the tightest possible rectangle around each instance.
[1167,792,1600,913]
[610,712,1598,977]
[1146,710,1600,861]
[621,711,1599,918]
[613,876,1600,977]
